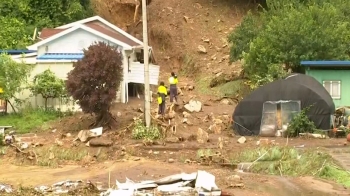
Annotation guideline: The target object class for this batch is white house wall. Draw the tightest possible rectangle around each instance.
[128,62,160,85]
[37,29,119,55]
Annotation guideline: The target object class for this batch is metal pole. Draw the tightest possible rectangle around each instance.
[142,0,151,127]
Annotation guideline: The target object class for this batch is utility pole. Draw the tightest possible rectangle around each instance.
[142,0,151,127]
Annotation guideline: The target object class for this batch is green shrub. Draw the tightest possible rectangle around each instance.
[286,105,316,137]
[132,118,161,140]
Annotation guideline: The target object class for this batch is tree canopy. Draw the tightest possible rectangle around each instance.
[66,42,123,128]
[0,53,31,112]
[30,69,66,110]
[228,0,350,88]
[0,0,93,49]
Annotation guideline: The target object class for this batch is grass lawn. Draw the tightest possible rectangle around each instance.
[0,108,64,134]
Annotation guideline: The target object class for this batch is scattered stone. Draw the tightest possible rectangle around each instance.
[133,157,141,161]
[237,136,246,144]
[197,45,207,54]
[202,38,210,43]
[168,158,175,163]
[52,129,57,133]
[85,142,90,147]
[188,85,195,91]
[209,123,222,134]
[213,118,223,124]
[165,137,180,143]
[183,111,191,118]
[197,128,209,144]
[32,142,43,148]
[153,151,160,155]
[121,146,126,151]
[137,108,144,113]
[49,152,55,160]
[227,174,242,181]
[89,138,113,147]
[218,137,223,150]
[20,142,29,150]
[66,133,72,137]
[183,16,190,23]
[55,139,63,146]
[237,162,253,172]
[117,112,122,117]
[75,127,103,143]
[184,100,202,113]
[220,98,233,105]
[185,159,191,164]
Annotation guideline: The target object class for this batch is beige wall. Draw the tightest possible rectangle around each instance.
[7,62,122,113]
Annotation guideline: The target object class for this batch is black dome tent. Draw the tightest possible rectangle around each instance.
[232,74,335,136]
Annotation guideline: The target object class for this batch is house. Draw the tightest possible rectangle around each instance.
[301,61,350,107]
[10,16,160,112]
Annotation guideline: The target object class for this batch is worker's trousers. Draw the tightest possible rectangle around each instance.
[169,85,177,103]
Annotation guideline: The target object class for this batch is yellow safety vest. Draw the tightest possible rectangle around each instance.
[168,76,178,85]
[157,85,167,104]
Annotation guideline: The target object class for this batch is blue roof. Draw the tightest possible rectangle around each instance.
[37,53,84,60]
[0,50,37,55]
[301,61,350,67]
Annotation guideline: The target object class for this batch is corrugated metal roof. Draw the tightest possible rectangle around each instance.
[301,61,350,66]
[0,50,37,55]
[37,53,84,60]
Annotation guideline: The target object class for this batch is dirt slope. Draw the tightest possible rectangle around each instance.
[92,0,250,79]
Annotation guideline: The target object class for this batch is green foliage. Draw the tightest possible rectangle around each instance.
[0,53,31,112]
[231,146,350,187]
[29,69,66,110]
[0,106,67,134]
[0,134,4,146]
[0,16,33,49]
[229,0,350,88]
[286,105,316,137]
[0,0,93,49]
[132,118,161,140]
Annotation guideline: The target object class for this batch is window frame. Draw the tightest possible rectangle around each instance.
[323,80,341,99]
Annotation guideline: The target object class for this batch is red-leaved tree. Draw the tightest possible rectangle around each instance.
[66,42,123,128]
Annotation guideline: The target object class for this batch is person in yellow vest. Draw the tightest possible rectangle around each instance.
[157,81,167,116]
[168,72,178,103]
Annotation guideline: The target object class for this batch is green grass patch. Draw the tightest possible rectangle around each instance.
[214,80,243,97]
[229,146,350,187]
[0,107,71,134]
[195,77,219,95]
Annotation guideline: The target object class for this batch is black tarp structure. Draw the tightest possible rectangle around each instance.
[233,74,335,136]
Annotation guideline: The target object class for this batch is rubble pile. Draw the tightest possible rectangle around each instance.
[101,170,221,196]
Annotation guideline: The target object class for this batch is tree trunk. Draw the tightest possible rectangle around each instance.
[44,98,48,111]
[6,100,16,114]
[91,111,117,129]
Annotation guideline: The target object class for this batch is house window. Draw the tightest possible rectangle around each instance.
[323,81,341,99]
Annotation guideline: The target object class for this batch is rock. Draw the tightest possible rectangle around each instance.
[168,158,175,163]
[183,16,190,23]
[213,118,223,124]
[184,100,202,113]
[89,138,113,147]
[20,142,29,150]
[55,139,63,146]
[220,98,233,105]
[117,112,122,117]
[237,136,246,144]
[165,137,180,143]
[49,152,55,160]
[133,157,141,161]
[197,128,209,144]
[202,38,210,43]
[218,137,223,150]
[197,45,207,54]
[183,111,191,118]
[184,159,191,164]
[209,123,222,134]
[237,162,253,172]
[52,129,57,133]
[228,174,242,181]
[65,133,72,137]
[85,141,90,147]
[121,146,126,151]
[188,85,195,91]
[75,127,103,143]
[137,108,144,113]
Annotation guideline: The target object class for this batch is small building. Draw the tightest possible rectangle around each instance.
[301,61,350,107]
[8,16,160,112]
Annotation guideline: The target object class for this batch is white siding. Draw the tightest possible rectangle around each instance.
[128,62,160,85]
[37,29,119,55]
